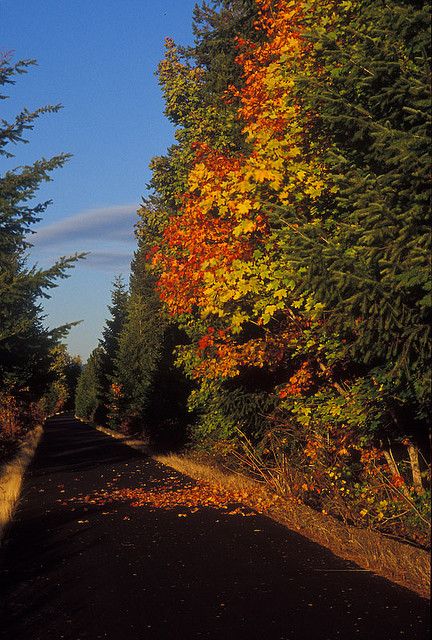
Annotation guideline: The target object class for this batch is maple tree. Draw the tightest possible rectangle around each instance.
[150,0,331,432]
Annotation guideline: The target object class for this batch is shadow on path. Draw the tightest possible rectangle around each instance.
[1,415,429,640]
[30,415,144,476]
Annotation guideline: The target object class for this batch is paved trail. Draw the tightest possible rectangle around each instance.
[0,415,429,640]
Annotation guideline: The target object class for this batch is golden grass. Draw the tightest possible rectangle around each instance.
[92,422,149,453]
[0,425,43,541]
[75,417,150,453]
[155,451,431,599]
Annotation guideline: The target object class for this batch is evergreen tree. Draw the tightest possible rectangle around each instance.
[75,347,103,421]
[112,236,191,444]
[40,344,82,415]
[289,0,431,417]
[0,54,83,434]
[63,354,82,410]
[112,241,162,429]
[97,276,129,424]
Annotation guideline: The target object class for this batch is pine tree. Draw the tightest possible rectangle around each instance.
[112,236,191,443]
[75,347,103,421]
[97,276,129,425]
[289,0,431,415]
[112,241,159,422]
[39,343,82,416]
[0,54,83,435]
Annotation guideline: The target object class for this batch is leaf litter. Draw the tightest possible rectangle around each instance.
[67,478,277,517]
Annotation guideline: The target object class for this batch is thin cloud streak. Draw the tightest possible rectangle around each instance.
[84,250,133,271]
[32,204,138,247]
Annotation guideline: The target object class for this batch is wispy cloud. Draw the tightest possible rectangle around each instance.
[30,204,139,273]
[83,250,133,271]
[32,204,138,247]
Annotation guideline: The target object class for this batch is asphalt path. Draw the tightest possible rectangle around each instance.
[0,415,429,640]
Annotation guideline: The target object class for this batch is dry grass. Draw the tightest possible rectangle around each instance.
[155,451,431,599]
[0,425,43,542]
[75,417,150,452]
[91,422,150,453]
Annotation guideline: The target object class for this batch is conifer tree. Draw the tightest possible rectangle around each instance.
[75,347,103,421]
[112,235,191,443]
[112,241,164,432]
[40,345,82,415]
[289,0,431,416]
[97,276,129,424]
[0,54,82,431]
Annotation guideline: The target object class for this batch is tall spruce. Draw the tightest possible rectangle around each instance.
[113,234,191,444]
[96,276,129,424]
[40,344,82,416]
[75,346,103,421]
[0,55,82,415]
[290,0,431,419]
[111,242,164,432]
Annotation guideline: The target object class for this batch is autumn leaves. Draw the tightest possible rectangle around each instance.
[70,477,275,518]
[151,1,325,389]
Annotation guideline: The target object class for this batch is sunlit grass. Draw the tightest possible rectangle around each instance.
[0,426,43,540]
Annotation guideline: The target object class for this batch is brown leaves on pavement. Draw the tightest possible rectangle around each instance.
[68,478,279,517]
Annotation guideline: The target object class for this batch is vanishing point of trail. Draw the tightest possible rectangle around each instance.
[0,415,429,640]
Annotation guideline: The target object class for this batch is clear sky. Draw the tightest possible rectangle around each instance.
[0,0,198,360]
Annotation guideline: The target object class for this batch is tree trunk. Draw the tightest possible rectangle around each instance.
[406,442,424,496]
[383,448,411,499]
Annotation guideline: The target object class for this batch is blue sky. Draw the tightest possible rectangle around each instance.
[0,0,198,360]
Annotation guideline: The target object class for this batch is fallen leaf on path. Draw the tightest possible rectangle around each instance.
[68,477,278,517]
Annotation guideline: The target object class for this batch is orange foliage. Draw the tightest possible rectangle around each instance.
[152,146,256,316]
[150,0,322,379]
[278,362,314,397]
